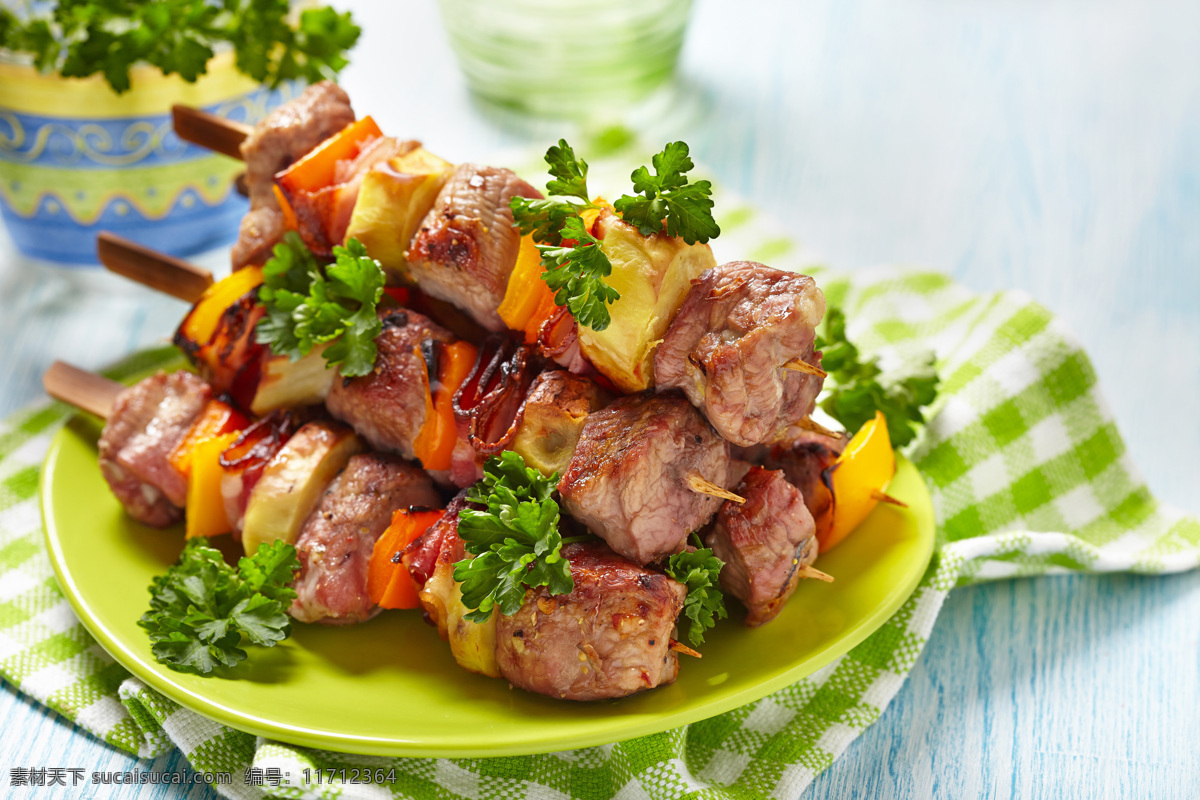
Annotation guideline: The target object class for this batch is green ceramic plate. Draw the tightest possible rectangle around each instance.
[41,413,934,758]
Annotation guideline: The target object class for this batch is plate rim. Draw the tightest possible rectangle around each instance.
[40,415,935,758]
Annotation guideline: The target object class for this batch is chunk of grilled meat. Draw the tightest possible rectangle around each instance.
[325,309,453,462]
[98,371,211,527]
[231,206,287,272]
[407,164,542,331]
[290,453,439,624]
[707,467,818,627]
[233,81,356,268]
[655,261,827,447]
[558,392,730,565]
[763,431,844,543]
[494,541,687,701]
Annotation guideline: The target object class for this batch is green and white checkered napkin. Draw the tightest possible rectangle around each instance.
[1,202,1198,800]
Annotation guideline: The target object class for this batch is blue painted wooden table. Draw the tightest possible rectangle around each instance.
[1,1,1197,797]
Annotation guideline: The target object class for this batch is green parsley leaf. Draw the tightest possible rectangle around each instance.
[509,139,621,332]
[138,539,300,675]
[613,141,720,245]
[664,538,727,648]
[255,234,385,378]
[543,139,591,202]
[453,452,576,624]
[536,216,621,332]
[0,1,359,95]
[817,306,940,447]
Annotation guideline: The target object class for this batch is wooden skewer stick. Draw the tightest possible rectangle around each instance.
[172,104,251,161]
[870,489,909,508]
[97,232,214,303]
[782,358,827,379]
[796,416,843,439]
[798,564,834,583]
[43,362,121,420]
[669,639,702,659]
[687,474,745,504]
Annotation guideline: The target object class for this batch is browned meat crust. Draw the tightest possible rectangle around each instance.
[290,453,439,624]
[239,81,356,209]
[557,393,730,565]
[494,541,687,700]
[232,82,356,269]
[407,164,542,331]
[231,205,286,270]
[98,371,211,527]
[654,261,827,446]
[707,467,818,626]
[325,309,453,460]
[764,431,844,542]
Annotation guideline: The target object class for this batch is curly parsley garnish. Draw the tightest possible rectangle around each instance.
[255,233,385,378]
[664,534,727,648]
[614,141,720,245]
[511,140,621,332]
[138,539,299,675]
[0,1,360,95]
[454,452,584,624]
[818,306,939,447]
[537,216,621,331]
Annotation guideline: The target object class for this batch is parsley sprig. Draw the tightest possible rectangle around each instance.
[664,534,727,648]
[614,142,720,245]
[817,307,939,447]
[0,0,359,95]
[255,233,386,378]
[511,140,620,332]
[454,452,584,624]
[138,539,299,675]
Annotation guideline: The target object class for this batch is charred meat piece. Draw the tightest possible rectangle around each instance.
[494,541,687,701]
[654,261,827,447]
[239,81,356,209]
[325,309,453,461]
[707,467,818,627]
[232,81,356,269]
[407,164,542,331]
[764,431,844,542]
[290,453,439,624]
[558,392,730,565]
[98,371,211,527]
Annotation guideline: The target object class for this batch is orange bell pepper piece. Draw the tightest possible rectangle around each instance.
[276,116,383,195]
[368,508,446,609]
[820,411,896,552]
[169,399,250,477]
[185,431,242,539]
[412,340,478,471]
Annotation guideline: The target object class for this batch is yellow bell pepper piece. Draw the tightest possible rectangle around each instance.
[185,431,241,540]
[822,410,896,552]
[179,265,264,348]
[497,234,551,336]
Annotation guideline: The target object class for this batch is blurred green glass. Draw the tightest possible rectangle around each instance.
[439,0,693,117]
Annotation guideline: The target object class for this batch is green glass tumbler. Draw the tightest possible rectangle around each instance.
[439,0,693,117]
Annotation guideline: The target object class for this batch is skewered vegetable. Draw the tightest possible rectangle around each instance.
[822,410,896,552]
[345,147,456,282]
[240,421,363,556]
[576,209,717,392]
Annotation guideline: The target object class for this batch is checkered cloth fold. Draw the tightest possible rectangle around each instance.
[0,206,1196,799]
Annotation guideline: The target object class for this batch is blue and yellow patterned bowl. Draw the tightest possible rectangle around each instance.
[0,51,300,265]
